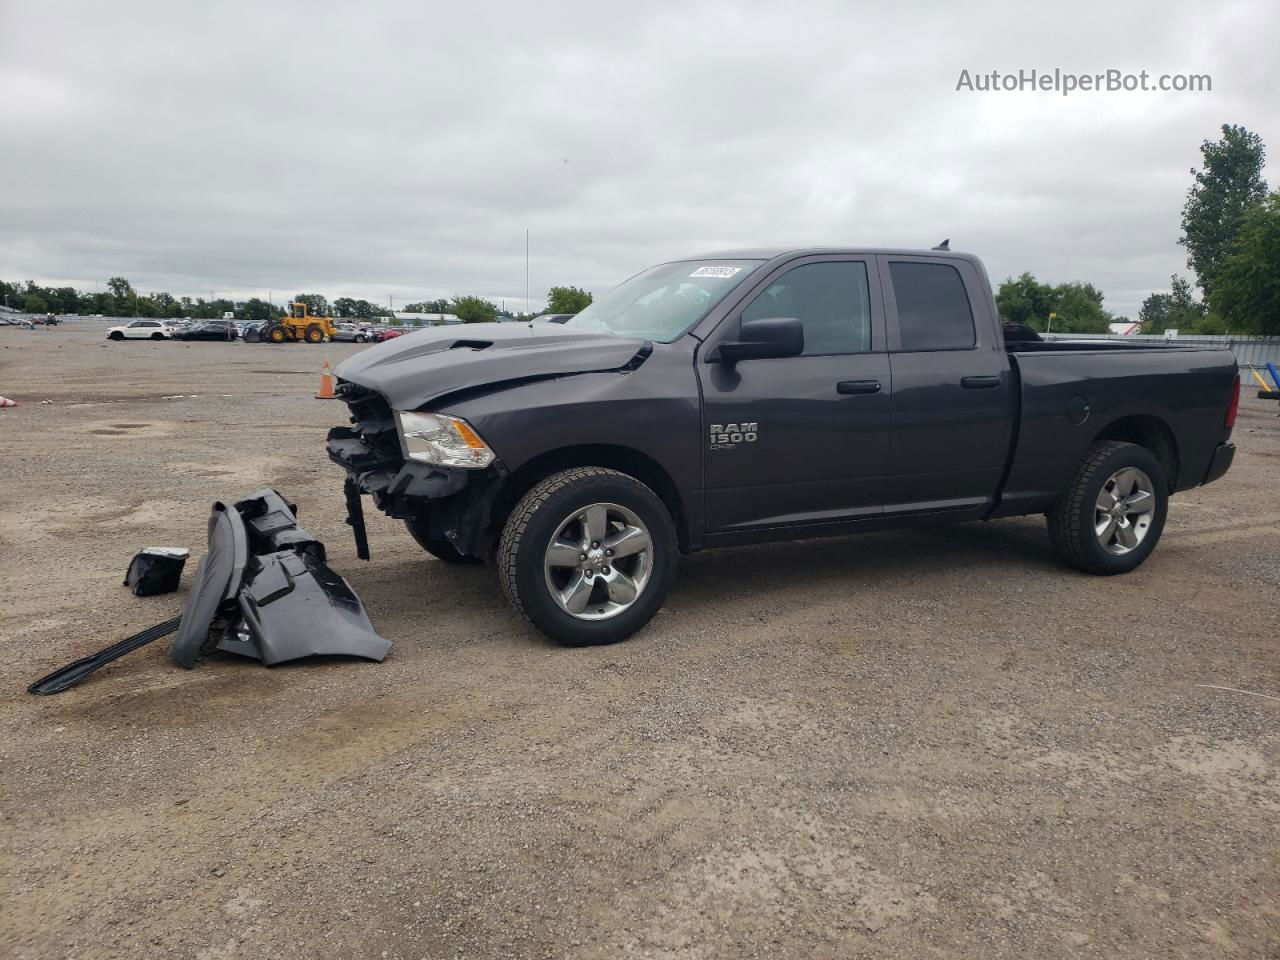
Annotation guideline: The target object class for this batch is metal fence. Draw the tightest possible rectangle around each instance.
[1043,332,1280,370]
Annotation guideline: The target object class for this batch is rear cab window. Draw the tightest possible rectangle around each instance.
[889,261,976,351]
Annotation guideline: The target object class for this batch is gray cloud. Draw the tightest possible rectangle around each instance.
[2,0,1277,317]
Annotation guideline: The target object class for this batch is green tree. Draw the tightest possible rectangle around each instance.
[1050,282,1113,333]
[106,277,135,301]
[995,273,1113,333]
[1180,124,1268,297]
[332,297,358,318]
[293,293,329,316]
[1139,275,1206,334]
[404,298,450,314]
[1209,193,1280,335]
[996,272,1056,327]
[546,285,593,314]
[449,295,498,324]
[237,297,278,322]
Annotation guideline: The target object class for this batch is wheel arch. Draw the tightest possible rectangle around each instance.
[1091,414,1179,491]
[495,444,690,553]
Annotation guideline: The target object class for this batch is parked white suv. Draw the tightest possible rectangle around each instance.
[106,320,172,341]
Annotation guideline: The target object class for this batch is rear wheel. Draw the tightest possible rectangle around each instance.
[1047,440,1168,575]
[404,515,484,565]
[498,468,677,646]
[305,324,324,343]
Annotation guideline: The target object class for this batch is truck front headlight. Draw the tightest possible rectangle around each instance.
[395,411,495,469]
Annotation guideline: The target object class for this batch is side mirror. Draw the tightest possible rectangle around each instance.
[710,316,804,363]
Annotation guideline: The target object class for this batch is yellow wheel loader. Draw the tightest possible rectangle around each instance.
[258,302,337,344]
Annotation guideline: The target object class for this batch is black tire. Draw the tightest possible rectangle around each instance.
[1047,440,1168,575]
[266,325,286,344]
[305,324,324,343]
[354,334,365,343]
[151,332,164,340]
[108,330,124,340]
[498,467,677,646]
[404,515,484,565]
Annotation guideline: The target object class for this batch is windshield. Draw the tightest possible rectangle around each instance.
[562,259,762,342]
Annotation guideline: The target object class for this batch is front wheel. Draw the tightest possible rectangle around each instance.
[151,332,165,340]
[498,468,677,646]
[354,334,365,343]
[1047,440,1168,575]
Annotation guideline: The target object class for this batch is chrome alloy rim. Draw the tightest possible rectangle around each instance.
[1095,467,1156,555]
[543,502,653,620]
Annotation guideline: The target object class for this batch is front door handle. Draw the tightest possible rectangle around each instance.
[961,375,1001,389]
[837,379,882,395]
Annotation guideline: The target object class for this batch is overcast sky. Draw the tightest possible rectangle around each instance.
[2,0,1277,317]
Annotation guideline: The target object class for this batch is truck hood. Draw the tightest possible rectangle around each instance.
[334,322,649,410]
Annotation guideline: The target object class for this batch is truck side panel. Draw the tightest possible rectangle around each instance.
[993,348,1237,517]
[444,345,706,541]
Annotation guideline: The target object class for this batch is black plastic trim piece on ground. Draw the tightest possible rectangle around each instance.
[27,617,182,695]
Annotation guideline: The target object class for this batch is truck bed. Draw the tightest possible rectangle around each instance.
[992,341,1237,517]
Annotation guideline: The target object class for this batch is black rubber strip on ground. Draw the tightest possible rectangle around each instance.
[27,616,183,695]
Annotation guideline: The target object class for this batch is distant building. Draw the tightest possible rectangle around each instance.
[393,312,462,326]
[1109,321,1142,336]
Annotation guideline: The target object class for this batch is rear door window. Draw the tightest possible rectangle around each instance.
[890,262,976,351]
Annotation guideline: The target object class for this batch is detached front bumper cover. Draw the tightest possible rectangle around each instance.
[171,488,390,668]
[29,488,389,694]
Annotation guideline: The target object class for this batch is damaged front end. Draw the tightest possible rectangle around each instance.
[326,382,503,561]
[326,326,654,562]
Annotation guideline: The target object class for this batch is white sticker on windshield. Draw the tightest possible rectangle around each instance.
[689,266,742,279]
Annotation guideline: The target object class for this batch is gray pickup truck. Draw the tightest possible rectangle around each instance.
[328,247,1240,646]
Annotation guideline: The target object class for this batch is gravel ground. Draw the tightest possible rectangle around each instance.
[2,325,1278,959]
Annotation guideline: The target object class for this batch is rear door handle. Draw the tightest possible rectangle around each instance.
[961,376,1001,389]
[837,380,882,395]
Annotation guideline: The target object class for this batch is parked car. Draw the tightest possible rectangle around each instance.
[327,245,1240,647]
[106,319,173,341]
[173,320,238,341]
[333,323,375,343]
[375,328,405,342]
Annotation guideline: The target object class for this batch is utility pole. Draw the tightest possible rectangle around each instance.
[526,229,530,315]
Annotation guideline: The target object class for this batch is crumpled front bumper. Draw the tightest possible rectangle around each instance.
[326,381,503,561]
[326,426,469,509]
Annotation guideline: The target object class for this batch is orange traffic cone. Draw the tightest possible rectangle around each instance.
[0,396,15,408]
[315,360,337,399]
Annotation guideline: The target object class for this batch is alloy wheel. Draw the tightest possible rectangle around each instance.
[543,502,653,620]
